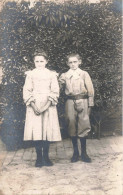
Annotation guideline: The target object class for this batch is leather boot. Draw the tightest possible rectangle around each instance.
[80,137,91,163]
[71,136,79,163]
[43,141,53,166]
[35,141,43,167]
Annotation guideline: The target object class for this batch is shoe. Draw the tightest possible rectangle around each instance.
[71,152,79,163]
[81,153,91,163]
[35,160,43,167]
[43,157,53,166]
[43,153,53,166]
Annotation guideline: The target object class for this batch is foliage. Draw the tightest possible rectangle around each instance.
[0,0,122,149]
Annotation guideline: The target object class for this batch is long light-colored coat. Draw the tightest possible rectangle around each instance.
[23,68,61,141]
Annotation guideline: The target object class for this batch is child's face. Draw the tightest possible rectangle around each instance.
[34,56,47,69]
[67,56,81,70]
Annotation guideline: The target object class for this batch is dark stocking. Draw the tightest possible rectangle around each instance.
[71,136,79,163]
[34,141,43,167]
[80,137,91,163]
[43,141,53,166]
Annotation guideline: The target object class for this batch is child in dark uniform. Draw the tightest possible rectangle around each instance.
[59,53,94,163]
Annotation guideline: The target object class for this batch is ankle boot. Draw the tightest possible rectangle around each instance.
[71,137,79,163]
[43,141,53,166]
[35,148,43,167]
[80,137,91,163]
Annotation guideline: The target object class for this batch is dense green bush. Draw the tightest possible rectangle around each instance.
[0,0,122,149]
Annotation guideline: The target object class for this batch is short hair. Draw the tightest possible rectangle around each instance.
[66,53,82,62]
[33,49,48,61]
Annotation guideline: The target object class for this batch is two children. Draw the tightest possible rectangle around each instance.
[23,51,94,167]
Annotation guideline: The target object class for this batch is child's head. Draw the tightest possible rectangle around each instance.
[66,53,82,70]
[33,50,48,69]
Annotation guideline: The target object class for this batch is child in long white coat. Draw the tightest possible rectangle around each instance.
[23,50,61,167]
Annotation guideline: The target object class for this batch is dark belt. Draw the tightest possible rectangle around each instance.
[67,94,88,100]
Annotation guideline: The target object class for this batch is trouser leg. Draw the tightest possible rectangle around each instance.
[43,141,53,166]
[77,100,91,137]
[65,100,77,136]
[34,141,43,167]
[71,136,79,163]
[80,137,91,163]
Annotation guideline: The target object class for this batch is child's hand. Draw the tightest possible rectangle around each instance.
[40,106,47,113]
[30,102,40,115]
[74,99,84,113]
[33,106,41,115]
[40,101,52,113]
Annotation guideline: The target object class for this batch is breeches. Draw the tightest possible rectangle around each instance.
[65,99,91,137]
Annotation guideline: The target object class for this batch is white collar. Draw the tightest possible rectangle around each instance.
[66,68,81,79]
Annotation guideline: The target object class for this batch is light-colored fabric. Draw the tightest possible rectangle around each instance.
[23,68,61,141]
[65,99,91,137]
[59,68,94,106]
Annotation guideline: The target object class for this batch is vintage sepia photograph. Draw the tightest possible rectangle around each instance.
[0,0,122,194]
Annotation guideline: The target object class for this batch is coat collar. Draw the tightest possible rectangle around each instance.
[66,68,82,79]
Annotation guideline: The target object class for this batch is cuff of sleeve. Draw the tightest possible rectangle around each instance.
[49,95,58,106]
[88,96,94,107]
[25,97,35,106]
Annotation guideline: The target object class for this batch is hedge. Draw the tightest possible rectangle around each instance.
[0,0,122,150]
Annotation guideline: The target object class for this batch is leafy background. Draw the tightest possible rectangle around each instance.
[0,0,122,150]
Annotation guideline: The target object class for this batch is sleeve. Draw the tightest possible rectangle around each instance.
[58,73,66,88]
[48,72,60,106]
[84,72,94,107]
[23,71,35,106]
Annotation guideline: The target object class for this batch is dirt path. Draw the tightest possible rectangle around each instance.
[0,136,123,195]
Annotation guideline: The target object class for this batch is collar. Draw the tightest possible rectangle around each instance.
[66,68,82,79]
